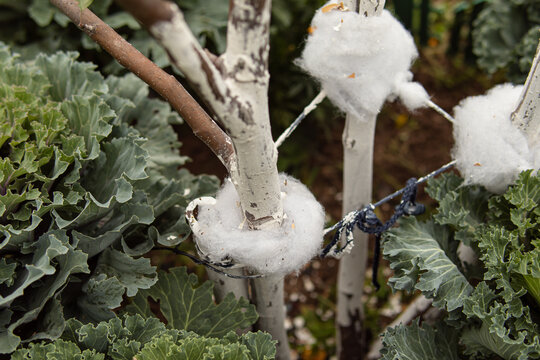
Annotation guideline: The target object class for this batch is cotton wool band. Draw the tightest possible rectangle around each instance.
[187,175,326,276]
[452,84,539,193]
[177,162,456,280]
[297,1,431,118]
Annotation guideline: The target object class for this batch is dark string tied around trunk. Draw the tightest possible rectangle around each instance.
[320,160,456,289]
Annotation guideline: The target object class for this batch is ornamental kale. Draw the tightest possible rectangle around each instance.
[380,170,540,359]
[473,0,540,83]
[0,43,218,354]
[13,268,276,360]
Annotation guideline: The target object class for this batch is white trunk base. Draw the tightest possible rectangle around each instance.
[251,275,290,360]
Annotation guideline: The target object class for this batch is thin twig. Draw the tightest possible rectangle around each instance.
[50,0,236,171]
[426,100,455,124]
[275,90,326,148]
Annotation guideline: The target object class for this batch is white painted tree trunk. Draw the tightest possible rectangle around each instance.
[336,1,385,359]
[336,114,376,359]
[207,269,249,302]
[251,275,289,359]
[512,40,540,148]
[137,1,290,357]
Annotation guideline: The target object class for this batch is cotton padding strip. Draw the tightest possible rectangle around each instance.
[189,175,325,275]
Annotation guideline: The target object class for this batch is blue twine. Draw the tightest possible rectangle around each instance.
[320,160,456,289]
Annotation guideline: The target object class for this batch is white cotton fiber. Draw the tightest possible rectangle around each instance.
[192,175,325,275]
[297,2,429,117]
[452,83,538,193]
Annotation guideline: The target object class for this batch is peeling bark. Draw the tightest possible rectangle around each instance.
[512,40,540,149]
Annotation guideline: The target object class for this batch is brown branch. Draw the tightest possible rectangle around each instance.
[50,0,235,171]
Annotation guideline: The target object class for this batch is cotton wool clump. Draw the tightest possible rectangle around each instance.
[452,83,539,193]
[192,175,325,275]
[297,1,430,118]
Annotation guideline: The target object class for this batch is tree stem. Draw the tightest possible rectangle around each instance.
[336,1,385,358]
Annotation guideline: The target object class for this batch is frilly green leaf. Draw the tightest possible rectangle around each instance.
[383,217,473,311]
[125,267,258,337]
[380,320,460,360]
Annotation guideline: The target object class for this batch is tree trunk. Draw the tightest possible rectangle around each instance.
[251,275,289,359]
[336,1,385,359]
[336,115,376,360]
[114,2,290,357]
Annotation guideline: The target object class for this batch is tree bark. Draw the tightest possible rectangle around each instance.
[251,275,289,359]
[117,0,284,229]
[336,1,385,359]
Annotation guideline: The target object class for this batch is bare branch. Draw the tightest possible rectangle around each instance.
[116,0,238,127]
[50,0,236,171]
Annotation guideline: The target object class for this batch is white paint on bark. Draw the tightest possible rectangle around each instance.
[336,114,376,356]
[343,0,385,15]
[512,40,540,150]
[251,275,290,360]
[223,2,290,358]
[207,268,250,302]
[150,1,283,229]
[151,3,288,354]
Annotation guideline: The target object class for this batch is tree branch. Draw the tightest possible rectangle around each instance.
[50,0,236,171]
[117,0,283,228]
[116,0,237,129]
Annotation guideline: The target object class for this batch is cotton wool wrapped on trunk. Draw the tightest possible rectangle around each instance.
[187,175,325,275]
[452,84,540,193]
[297,0,430,118]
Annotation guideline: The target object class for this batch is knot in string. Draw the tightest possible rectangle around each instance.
[321,177,427,290]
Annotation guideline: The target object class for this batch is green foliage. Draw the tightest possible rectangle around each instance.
[125,267,258,338]
[380,320,460,360]
[0,44,218,354]
[472,0,540,83]
[0,0,228,73]
[381,171,540,359]
[13,269,276,359]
